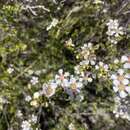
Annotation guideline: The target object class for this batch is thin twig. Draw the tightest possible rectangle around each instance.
[21,5,50,16]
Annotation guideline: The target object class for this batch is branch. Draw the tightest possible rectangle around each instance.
[21,5,50,16]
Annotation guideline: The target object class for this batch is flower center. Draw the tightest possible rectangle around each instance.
[118,84,125,91]
[71,83,77,90]
[117,75,124,82]
[46,86,53,95]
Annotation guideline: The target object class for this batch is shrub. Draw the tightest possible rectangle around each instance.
[0,0,130,130]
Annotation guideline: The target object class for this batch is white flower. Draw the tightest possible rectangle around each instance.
[87,42,93,49]
[114,58,119,64]
[111,69,130,98]
[95,65,99,70]
[25,95,32,102]
[99,62,104,67]
[106,19,124,42]
[68,123,76,130]
[69,76,83,92]
[123,56,130,69]
[30,76,39,85]
[118,69,124,75]
[124,63,130,69]
[16,110,23,118]
[64,75,83,97]
[65,38,75,47]
[121,55,128,63]
[7,67,14,74]
[21,120,32,130]
[106,19,119,30]
[119,91,128,98]
[30,114,37,123]
[80,43,95,59]
[33,92,40,99]
[30,100,38,107]
[55,69,69,86]
[42,81,57,98]
[104,64,109,71]
[90,60,96,65]
[114,27,124,37]
[87,77,93,82]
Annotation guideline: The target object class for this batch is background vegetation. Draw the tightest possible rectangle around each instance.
[0,0,130,130]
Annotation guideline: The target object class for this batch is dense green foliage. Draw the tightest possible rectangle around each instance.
[0,0,130,130]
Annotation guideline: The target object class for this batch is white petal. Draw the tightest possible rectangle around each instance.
[125,86,130,94]
[119,91,127,98]
[70,77,76,83]
[64,72,69,77]
[88,77,93,82]
[99,62,104,66]
[58,69,63,75]
[124,63,130,69]
[90,60,96,65]
[114,59,119,64]
[55,79,61,85]
[88,42,93,48]
[95,65,99,70]
[113,80,120,86]
[104,64,109,70]
[51,83,57,89]
[77,83,83,88]
[118,69,124,75]
[121,55,128,63]
[55,74,59,79]
[111,74,117,80]
[113,86,119,92]
[122,79,129,85]
[62,79,69,87]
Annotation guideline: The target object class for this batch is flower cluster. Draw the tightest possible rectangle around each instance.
[20,112,38,130]
[21,120,32,130]
[32,69,83,101]
[76,43,96,65]
[106,19,124,44]
[111,55,130,120]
